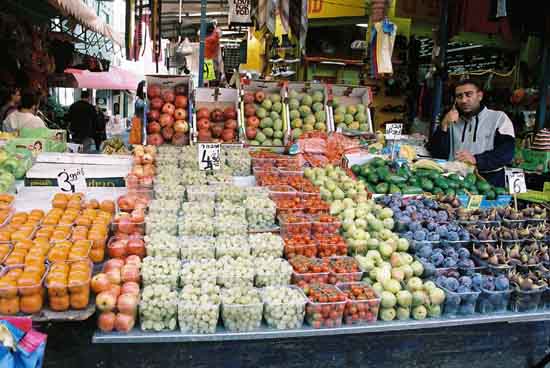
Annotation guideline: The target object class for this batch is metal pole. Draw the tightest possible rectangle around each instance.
[431,0,449,135]
[198,0,207,87]
[536,35,549,131]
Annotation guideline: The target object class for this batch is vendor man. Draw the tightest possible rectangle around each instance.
[427,79,515,187]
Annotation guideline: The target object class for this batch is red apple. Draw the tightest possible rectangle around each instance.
[121,282,140,297]
[197,107,210,120]
[107,284,121,299]
[114,313,135,332]
[103,258,125,272]
[174,120,189,134]
[174,108,187,120]
[147,84,161,98]
[161,89,175,103]
[175,95,188,108]
[106,268,121,285]
[210,109,224,122]
[147,121,161,134]
[161,103,175,116]
[150,97,163,110]
[125,255,142,267]
[225,119,238,130]
[117,293,139,316]
[246,127,257,140]
[244,104,256,117]
[243,93,255,104]
[91,273,111,294]
[96,291,116,312]
[197,118,210,131]
[130,209,145,223]
[142,164,155,177]
[98,311,116,332]
[142,153,154,165]
[224,107,237,120]
[247,116,260,128]
[121,264,140,283]
[127,239,146,258]
[147,109,160,121]
[126,174,139,189]
[108,239,127,258]
[255,91,265,103]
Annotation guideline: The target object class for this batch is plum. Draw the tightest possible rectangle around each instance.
[418,245,432,258]
[472,274,484,289]
[444,278,459,291]
[430,253,445,267]
[459,276,472,288]
[458,248,470,259]
[495,276,510,291]
[443,258,457,268]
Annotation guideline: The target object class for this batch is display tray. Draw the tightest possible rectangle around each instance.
[92,311,550,343]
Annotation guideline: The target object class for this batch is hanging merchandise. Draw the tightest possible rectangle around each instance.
[229,0,253,25]
[370,19,397,77]
[279,0,290,33]
[289,0,308,52]
[266,0,277,35]
[256,0,268,31]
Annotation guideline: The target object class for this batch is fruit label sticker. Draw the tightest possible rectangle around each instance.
[57,167,87,193]
[505,168,527,194]
[385,123,403,140]
[198,143,221,170]
[467,195,483,209]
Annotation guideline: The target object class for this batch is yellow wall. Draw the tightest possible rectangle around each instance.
[240,32,265,73]
[307,0,366,18]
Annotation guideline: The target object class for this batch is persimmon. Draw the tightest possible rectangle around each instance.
[89,247,105,263]
[17,272,41,295]
[49,294,69,311]
[0,278,17,298]
[75,216,92,227]
[24,261,46,276]
[67,200,82,210]
[0,296,20,315]
[70,289,90,309]
[52,198,68,209]
[100,200,115,213]
[47,246,70,263]
[0,231,10,242]
[43,216,59,225]
[6,269,23,279]
[0,243,10,261]
[20,293,43,313]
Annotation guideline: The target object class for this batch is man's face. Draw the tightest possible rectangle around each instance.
[455,84,483,115]
[12,90,21,104]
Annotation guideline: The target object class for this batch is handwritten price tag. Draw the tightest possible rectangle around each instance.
[385,123,403,140]
[198,143,221,171]
[505,168,527,194]
[57,167,87,193]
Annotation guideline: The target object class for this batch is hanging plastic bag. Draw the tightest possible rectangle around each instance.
[177,38,193,56]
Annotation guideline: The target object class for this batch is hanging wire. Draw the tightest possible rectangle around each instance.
[449,65,516,78]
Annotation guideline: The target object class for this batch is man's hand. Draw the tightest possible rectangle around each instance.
[441,107,459,132]
[456,150,476,165]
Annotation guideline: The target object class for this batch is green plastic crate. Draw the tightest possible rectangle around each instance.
[517,149,550,173]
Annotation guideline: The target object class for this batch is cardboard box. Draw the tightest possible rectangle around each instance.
[286,82,330,140]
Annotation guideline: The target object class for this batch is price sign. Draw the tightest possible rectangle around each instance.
[57,167,87,193]
[467,195,483,209]
[505,169,527,194]
[229,0,251,24]
[198,143,221,171]
[385,123,403,140]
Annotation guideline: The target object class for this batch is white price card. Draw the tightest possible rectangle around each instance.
[385,123,403,140]
[57,167,87,193]
[198,143,221,171]
[505,168,527,194]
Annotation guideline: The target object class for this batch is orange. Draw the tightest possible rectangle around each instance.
[0,296,20,315]
[30,209,44,218]
[0,278,17,298]
[20,293,43,313]
[89,247,105,263]
[49,294,69,311]
[85,199,99,210]
[70,289,90,309]
[75,216,92,227]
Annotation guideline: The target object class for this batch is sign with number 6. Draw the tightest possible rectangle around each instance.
[505,168,527,194]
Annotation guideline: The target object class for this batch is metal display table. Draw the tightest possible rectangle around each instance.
[93,310,550,344]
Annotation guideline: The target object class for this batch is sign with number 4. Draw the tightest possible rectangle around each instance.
[57,167,87,193]
[385,123,403,140]
[198,143,221,171]
[505,169,527,194]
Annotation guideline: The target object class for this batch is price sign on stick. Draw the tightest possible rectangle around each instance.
[57,167,87,193]
[198,143,221,171]
[385,123,403,140]
[505,169,527,194]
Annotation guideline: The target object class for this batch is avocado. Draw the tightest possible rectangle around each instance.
[485,190,496,200]
[370,157,385,168]
[367,172,380,184]
[389,184,402,194]
[495,187,507,196]
[375,183,389,194]
[402,186,424,194]
[420,178,434,192]
[351,164,361,175]
[445,188,456,196]
[477,180,491,193]
[376,166,391,182]
[434,178,449,190]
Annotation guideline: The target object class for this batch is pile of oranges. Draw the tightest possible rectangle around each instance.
[0,192,116,315]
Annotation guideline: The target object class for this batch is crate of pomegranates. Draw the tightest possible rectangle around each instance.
[194,87,240,145]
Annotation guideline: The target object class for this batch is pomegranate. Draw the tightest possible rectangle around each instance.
[255,91,265,103]
[210,108,224,122]
[246,127,257,140]
[147,109,160,121]
[162,126,175,140]
[175,95,188,108]
[150,97,163,110]
[159,114,174,128]
[197,118,210,131]
[224,106,237,120]
[222,128,235,142]
[172,132,189,146]
[174,84,187,95]
[174,120,189,133]
[162,103,175,115]
[146,133,164,146]
[243,92,255,104]
[211,123,224,138]
[127,239,145,257]
[224,119,238,130]
[108,239,127,258]
[161,89,175,103]
[197,107,210,120]
[174,108,187,120]
[147,84,161,98]
[244,104,256,117]
[197,129,212,142]
[247,116,260,128]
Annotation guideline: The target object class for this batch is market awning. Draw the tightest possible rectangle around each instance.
[64,66,143,90]
[48,0,124,46]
